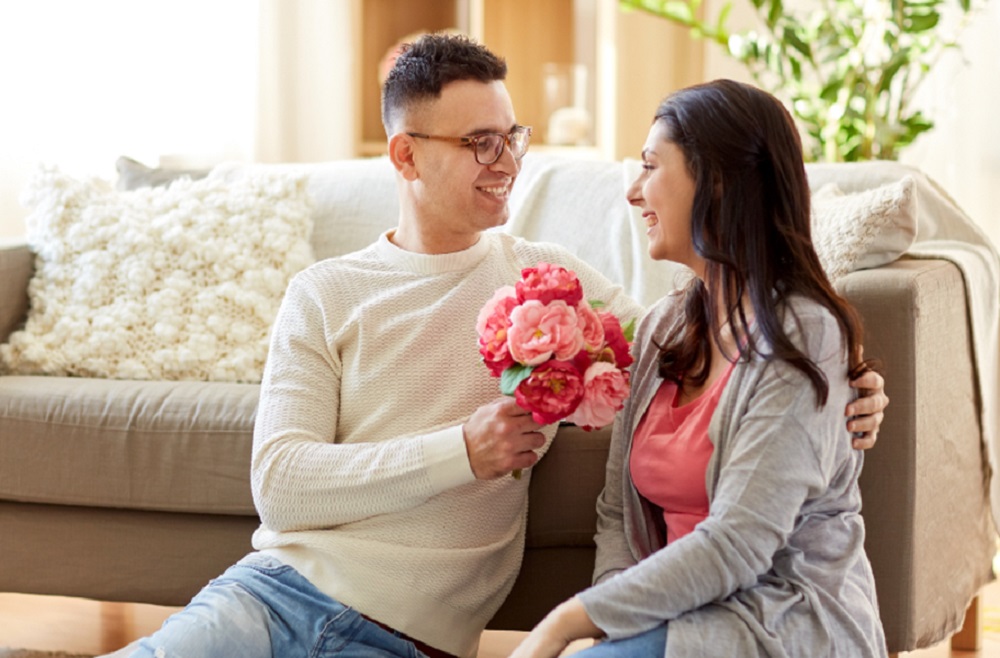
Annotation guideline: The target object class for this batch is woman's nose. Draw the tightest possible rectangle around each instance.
[626,178,643,207]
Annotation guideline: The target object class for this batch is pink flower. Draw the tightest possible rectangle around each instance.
[507,300,584,366]
[476,286,518,376]
[516,263,584,306]
[475,263,635,436]
[565,361,631,430]
[577,303,605,352]
[598,311,634,369]
[515,360,585,425]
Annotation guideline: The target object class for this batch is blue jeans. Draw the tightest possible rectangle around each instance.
[127,553,425,658]
[572,625,668,657]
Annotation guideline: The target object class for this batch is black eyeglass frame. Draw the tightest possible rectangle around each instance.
[405,125,533,165]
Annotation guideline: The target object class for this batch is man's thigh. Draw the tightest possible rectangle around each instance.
[117,553,421,658]
[127,565,274,658]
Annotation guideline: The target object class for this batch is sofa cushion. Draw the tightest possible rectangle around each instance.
[1,166,315,383]
[217,157,400,261]
[0,376,257,515]
[124,156,401,262]
[811,176,918,281]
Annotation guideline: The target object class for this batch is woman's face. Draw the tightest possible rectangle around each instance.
[627,122,703,275]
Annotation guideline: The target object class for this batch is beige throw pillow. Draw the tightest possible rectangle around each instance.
[811,176,918,281]
[1,165,315,383]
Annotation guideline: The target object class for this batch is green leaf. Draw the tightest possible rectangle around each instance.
[622,318,637,343]
[765,0,783,29]
[589,299,607,309]
[662,1,695,23]
[782,26,812,60]
[905,11,941,32]
[500,364,535,396]
[716,1,733,35]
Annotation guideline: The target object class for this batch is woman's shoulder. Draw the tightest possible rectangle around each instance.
[768,295,851,372]
[781,295,843,341]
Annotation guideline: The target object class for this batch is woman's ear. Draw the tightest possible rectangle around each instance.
[388,133,419,181]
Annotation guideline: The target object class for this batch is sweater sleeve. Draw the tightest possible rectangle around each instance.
[250,273,476,533]
[591,302,672,585]
[579,310,851,639]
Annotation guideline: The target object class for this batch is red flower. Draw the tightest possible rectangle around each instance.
[514,360,585,425]
[598,311,634,369]
[516,263,584,306]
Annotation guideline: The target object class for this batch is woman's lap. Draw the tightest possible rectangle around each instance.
[572,625,667,657]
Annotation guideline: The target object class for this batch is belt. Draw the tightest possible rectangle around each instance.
[360,613,460,658]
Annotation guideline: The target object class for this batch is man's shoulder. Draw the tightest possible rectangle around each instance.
[298,242,382,278]
[285,242,387,303]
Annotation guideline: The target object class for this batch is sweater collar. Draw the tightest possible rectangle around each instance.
[376,230,493,274]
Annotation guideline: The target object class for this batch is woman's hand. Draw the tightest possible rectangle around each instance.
[847,368,888,450]
[509,598,602,658]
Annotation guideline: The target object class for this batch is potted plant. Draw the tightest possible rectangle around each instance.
[620,0,979,161]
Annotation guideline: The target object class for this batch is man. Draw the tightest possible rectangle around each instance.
[116,34,885,658]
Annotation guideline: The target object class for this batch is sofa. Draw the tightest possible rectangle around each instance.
[0,153,996,655]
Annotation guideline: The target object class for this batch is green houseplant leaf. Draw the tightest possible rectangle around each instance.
[619,0,981,162]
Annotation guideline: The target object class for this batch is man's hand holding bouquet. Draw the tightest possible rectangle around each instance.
[476,263,635,476]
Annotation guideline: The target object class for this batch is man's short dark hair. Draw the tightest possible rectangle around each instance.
[381,33,507,135]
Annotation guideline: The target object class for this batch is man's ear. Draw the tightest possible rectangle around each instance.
[388,133,419,181]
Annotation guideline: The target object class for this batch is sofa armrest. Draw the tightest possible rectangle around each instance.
[836,257,996,651]
[0,242,32,344]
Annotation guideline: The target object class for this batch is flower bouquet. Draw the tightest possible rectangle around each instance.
[476,263,635,450]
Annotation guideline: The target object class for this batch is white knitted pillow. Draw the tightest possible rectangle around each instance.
[1,166,315,383]
[811,176,918,281]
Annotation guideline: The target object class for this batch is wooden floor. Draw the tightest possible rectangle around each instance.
[1,583,999,657]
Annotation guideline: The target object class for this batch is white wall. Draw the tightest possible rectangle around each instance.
[0,1,259,241]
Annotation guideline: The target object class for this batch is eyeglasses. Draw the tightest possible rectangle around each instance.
[406,125,533,165]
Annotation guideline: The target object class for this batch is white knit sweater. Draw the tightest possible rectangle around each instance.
[250,230,642,656]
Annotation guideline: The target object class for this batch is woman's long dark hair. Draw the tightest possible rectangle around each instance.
[655,79,868,406]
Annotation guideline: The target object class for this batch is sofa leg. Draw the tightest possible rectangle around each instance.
[950,594,982,652]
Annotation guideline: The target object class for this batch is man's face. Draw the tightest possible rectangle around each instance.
[405,79,520,250]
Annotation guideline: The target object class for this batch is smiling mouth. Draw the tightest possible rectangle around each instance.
[479,182,511,198]
[644,213,658,228]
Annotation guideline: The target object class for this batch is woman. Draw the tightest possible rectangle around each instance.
[510,79,887,657]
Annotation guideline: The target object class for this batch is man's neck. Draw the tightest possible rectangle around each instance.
[389,225,481,255]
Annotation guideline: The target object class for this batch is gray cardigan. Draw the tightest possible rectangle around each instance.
[578,292,887,657]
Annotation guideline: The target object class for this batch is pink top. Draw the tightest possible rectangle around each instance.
[630,361,736,544]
